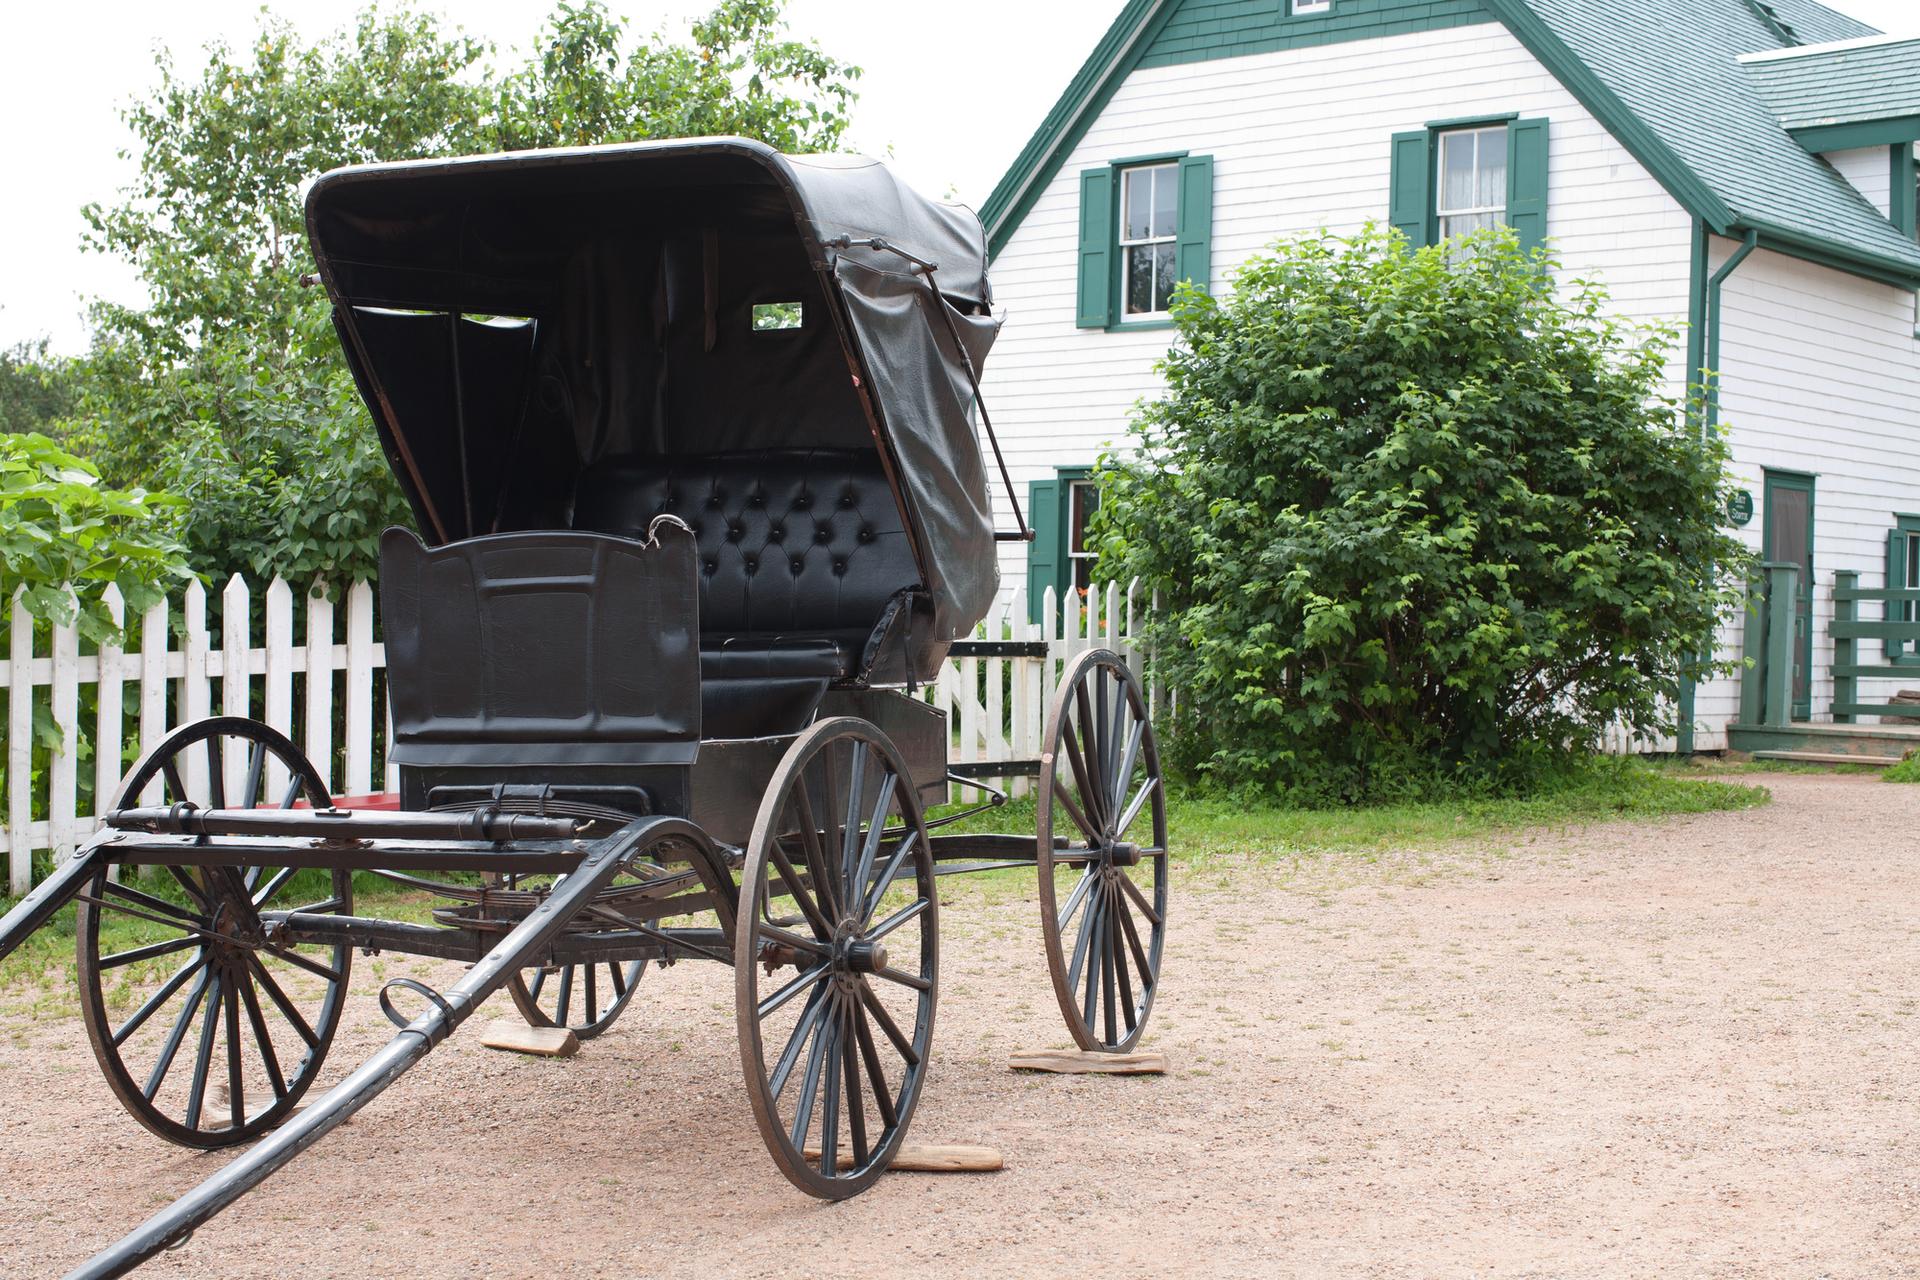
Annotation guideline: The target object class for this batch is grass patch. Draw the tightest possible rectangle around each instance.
[1882,751,1920,783]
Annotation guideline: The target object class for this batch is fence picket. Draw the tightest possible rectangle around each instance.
[263,579,295,804]
[1,574,1147,888]
[8,591,33,894]
[305,589,335,795]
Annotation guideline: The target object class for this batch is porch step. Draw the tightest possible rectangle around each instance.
[1749,750,1905,768]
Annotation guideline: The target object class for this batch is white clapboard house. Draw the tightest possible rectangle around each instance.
[976,0,1920,758]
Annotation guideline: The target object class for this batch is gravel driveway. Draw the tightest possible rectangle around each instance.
[2,771,1915,1278]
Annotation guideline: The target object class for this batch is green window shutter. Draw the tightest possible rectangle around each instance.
[1506,117,1551,256]
[1888,528,1908,660]
[1026,479,1063,624]
[1076,168,1115,329]
[1176,154,1214,295]
[1389,131,1433,248]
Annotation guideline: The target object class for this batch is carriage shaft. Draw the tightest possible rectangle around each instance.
[68,816,698,1280]
[0,845,108,965]
[89,831,592,875]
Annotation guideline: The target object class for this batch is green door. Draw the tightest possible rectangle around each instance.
[1763,470,1815,720]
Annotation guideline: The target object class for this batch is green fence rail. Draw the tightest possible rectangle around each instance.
[1828,569,1920,722]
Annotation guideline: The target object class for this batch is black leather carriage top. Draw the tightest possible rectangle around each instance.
[569,448,922,687]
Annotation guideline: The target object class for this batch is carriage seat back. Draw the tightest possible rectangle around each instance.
[570,448,922,688]
[379,526,700,767]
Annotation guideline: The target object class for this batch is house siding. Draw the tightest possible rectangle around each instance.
[1709,241,1920,742]
[982,21,1696,604]
[1827,146,1894,219]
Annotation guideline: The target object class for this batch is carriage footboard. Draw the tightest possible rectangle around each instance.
[66,814,711,1280]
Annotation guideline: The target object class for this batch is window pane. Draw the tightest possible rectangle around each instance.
[1125,244,1155,314]
[1439,211,1501,239]
[1070,484,1098,555]
[1152,166,1178,238]
[1439,131,1476,212]
[1153,242,1178,311]
[1124,170,1153,240]
[1476,128,1508,208]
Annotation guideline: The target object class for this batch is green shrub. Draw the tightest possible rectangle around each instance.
[0,432,190,640]
[1882,750,1920,783]
[1094,226,1750,802]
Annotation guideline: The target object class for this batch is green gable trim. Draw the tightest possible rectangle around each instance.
[1136,0,1494,71]
[1893,145,1918,240]
[1791,115,1920,151]
[1426,111,1519,130]
[981,0,1499,259]
[1747,217,1920,290]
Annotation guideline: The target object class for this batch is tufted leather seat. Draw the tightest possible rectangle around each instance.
[572,449,922,735]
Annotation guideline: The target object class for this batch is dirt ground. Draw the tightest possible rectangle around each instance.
[2,771,1917,1279]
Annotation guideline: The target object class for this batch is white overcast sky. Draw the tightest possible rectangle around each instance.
[2,0,1915,354]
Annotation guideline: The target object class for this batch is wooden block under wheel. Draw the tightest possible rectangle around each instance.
[1007,1048,1167,1075]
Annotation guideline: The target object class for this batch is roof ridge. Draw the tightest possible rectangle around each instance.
[1740,32,1920,62]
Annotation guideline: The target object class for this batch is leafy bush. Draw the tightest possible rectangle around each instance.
[1094,226,1750,802]
[0,433,190,641]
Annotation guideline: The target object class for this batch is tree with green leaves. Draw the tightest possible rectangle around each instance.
[1093,226,1750,802]
[63,0,860,585]
[0,339,77,436]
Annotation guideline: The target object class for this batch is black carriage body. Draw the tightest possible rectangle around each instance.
[302,138,1004,824]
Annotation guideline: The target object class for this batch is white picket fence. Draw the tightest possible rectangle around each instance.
[1,575,1144,894]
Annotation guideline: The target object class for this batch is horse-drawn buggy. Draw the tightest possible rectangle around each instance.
[0,138,1169,1276]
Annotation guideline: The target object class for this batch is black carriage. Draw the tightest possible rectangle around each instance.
[0,138,1168,1277]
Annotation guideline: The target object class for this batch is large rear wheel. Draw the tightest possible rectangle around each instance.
[736,717,937,1199]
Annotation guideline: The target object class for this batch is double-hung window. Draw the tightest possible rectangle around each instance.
[1066,477,1100,595]
[1118,163,1180,318]
[1390,116,1550,253]
[1436,126,1509,239]
[1024,466,1104,622]
[1075,154,1213,329]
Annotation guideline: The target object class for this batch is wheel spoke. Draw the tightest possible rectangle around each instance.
[555,964,574,1027]
[819,1007,843,1177]
[1072,682,1108,830]
[769,983,831,1099]
[114,956,206,1047]
[205,738,225,811]
[246,954,318,1048]
[278,772,305,809]
[852,1002,897,1129]
[768,836,834,939]
[842,1001,868,1169]
[224,980,246,1129]
[102,880,201,927]
[142,967,213,1100]
[1059,720,1105,838]
[167,865,210,908]
[852,771,897,920]
[1055,865,1099,934]
[1101,884,1119,1045]
[1106,675,1128,810]
[1114,885,1153,993]
[251,866,299,908]
[160,759,188,804]
[1116,866,1163,927]
[1051,777,1101,847]
[840,742,869,907]
[1066,879,1104,996]
[608,962,628,1000]
[1111,721,1144,822]
[873,965,931,993]
[789,993,833,1149]
[241,741,266,811]
[795,780,841,923]
[858,981,920,1066]
[867,895,929,943]
[99,935,200,970]
[182,973,223,1129]
[261,943,344,984]
[860,829,919,924]
[1112,891,1138,1033]
[584,963,599,1026]
[1115,778,1155,841]
[237,970,288,1099]
[758,924,832,958]
[759,962,830,1021]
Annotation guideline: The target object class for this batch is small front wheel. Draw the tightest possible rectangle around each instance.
[1036,649,1168,1053]
[736,717,938,1199]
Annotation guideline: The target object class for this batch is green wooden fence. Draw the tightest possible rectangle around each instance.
[1740,564,1920,727]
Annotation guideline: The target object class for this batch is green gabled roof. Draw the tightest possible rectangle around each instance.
[982,0,1920,288]
[1484,0,1920,285]
[1742,34,1920,134]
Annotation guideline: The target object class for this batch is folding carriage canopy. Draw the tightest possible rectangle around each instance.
[303,136,1003,648]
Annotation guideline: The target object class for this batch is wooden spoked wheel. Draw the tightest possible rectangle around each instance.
[1036,649,1168,1053]
[509,958,646,1041]
[74,718,353,1148]
[736,717,937,1199]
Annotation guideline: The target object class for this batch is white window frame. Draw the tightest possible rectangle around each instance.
[1904,528,1920,624]
[1067,479,1100,595]
[1292,0,1332,13]
[1117,163,1179,320]
[1435,125,1508,241]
